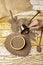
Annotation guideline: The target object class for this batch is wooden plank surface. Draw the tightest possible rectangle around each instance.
[0,16,43,65]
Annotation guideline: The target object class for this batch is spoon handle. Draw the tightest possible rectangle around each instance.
[9,10,14,20]
[39,31,42,46]
[28,10,41,25]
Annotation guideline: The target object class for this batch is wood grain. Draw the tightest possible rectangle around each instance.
[0,16,43,65]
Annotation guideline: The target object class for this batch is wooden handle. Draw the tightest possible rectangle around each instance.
[9,10,14,20]
[28,10,41,25]
[39,31,42,46]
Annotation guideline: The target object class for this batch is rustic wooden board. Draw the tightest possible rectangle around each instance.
[0,16,43,65]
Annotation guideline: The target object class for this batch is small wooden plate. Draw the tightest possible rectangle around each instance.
[10,36,25,50]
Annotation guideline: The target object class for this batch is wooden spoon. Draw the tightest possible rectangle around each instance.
[37,30,42,52]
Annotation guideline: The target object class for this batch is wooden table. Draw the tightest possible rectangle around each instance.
[0,16,43,65]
